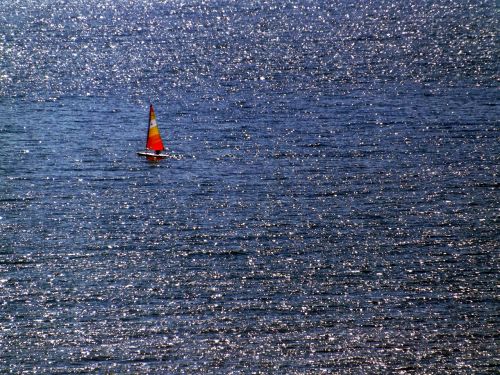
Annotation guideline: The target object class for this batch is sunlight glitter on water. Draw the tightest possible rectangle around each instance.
[0,0,498,373]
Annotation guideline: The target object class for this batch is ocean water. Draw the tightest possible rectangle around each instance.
[0,0,498,373]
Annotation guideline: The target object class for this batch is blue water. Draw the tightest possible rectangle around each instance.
[0,0,498,373]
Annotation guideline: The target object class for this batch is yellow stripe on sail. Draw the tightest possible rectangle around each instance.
[148,125,160,137]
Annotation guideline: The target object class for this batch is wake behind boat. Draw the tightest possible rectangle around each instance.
[137,104,176,160]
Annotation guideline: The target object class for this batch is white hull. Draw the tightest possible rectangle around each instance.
[137,151,181,160]
[137,151,170,159]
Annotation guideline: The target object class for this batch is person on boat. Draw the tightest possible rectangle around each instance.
[155,150,161,155]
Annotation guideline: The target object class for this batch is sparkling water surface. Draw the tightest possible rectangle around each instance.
[0,0,498,373]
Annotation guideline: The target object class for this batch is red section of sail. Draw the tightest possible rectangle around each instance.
[146,104,165,151]
[146,134,164,151]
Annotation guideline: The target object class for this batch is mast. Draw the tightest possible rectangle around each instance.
[146,104,153,149]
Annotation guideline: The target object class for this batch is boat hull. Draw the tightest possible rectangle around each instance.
[137,151,171,159]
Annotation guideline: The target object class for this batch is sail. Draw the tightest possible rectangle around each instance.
[146,104,165,151]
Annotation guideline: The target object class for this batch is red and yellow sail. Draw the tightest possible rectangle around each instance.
[146,104,165,151]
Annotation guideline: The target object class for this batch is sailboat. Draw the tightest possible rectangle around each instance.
[137,104,171,160]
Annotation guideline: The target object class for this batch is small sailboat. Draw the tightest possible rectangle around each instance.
[137,104,171,160]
